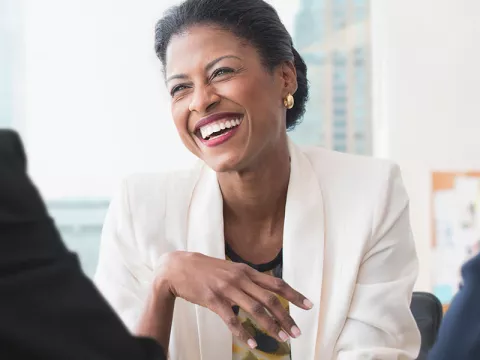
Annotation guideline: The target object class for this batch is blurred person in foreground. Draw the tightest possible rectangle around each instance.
[94,0,421,359]
[427,252,480,360]
[0,129,167,360]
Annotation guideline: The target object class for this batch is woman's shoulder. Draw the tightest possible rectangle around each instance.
[118,165,203,213]
[123,167,201,193]
[301,146,401,188]
[102,167,203,256]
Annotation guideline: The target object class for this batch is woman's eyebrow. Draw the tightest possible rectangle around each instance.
[166,55,241,83]
[205,55,241,71]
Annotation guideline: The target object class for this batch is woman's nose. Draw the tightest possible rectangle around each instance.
[188,86,220,114]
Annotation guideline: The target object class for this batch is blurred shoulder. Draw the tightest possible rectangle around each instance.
[0,129,27,172]
[462,252,480,281]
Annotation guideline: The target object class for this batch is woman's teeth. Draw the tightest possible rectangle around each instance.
[199,118,242,140]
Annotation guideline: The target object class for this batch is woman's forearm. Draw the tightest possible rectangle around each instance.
[137,278,176,353]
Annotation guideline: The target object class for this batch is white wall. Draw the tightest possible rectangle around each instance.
[371,0,480,290]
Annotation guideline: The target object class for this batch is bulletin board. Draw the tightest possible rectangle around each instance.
[431,172,480,307]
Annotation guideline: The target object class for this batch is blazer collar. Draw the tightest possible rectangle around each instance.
[186,139,325,360]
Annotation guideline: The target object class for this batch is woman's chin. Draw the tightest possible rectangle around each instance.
[202,152,245,173]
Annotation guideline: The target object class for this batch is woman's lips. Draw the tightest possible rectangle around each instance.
[198,117,242,140]
[197,116,244,147]
[193,112,244,133]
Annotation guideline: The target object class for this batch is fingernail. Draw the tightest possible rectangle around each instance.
[303,299,314,309]
[248,339,257,349]
[291,325,302,338]
[279,330,289,342]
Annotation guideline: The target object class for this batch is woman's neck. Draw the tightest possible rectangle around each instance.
[217,140,290,225]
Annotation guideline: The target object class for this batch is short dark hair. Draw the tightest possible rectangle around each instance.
[154,0,309,130]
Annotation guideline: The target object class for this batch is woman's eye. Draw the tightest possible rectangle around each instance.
[212,68,234,79]
[170,85,187,96]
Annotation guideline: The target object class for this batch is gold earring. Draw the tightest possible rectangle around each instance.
[284,93,294,109]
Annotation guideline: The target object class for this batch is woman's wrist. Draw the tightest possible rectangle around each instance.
[137,274,177,351]
[154,250,190,298]
[153,276,176,303]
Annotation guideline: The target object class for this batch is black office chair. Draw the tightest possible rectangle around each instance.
[410,292,443,360]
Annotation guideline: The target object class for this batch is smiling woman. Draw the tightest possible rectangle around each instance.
[157,9,307,173]
[94,1,421,360]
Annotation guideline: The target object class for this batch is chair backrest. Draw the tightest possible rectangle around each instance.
[410,291,443,360]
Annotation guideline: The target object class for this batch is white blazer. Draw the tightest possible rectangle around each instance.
[95,139,421,360]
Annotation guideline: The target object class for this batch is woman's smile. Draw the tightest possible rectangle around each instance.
[194,112,244,147]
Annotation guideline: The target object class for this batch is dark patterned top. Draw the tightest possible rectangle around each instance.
[226,243,291,360]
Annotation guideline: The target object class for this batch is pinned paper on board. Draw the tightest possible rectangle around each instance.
[432,172,480,304]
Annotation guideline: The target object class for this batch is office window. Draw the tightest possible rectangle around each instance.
[333,0,347,30]
[47,200,109,277]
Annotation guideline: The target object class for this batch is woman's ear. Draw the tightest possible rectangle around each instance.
[281,61,298,96]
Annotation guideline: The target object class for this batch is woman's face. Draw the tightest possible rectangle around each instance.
[165,25,297,173]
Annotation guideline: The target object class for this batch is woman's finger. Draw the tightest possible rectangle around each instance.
[210,298,258,350]
[248,269,314,310]
[242,281,301,338]
[226,288,290,343]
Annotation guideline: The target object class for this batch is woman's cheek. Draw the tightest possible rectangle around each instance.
[171,101,187,131]
[170,110,200,155]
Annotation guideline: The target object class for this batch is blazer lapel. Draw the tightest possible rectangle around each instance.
[186,164,232,360]
[283,140,325,360]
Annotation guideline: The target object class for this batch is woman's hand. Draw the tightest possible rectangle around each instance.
[155,251,313,349]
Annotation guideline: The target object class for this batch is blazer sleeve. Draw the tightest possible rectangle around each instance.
[334,164,421,359]
[94,177,161,332]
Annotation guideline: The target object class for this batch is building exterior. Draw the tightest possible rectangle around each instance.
[290,0,371,155]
